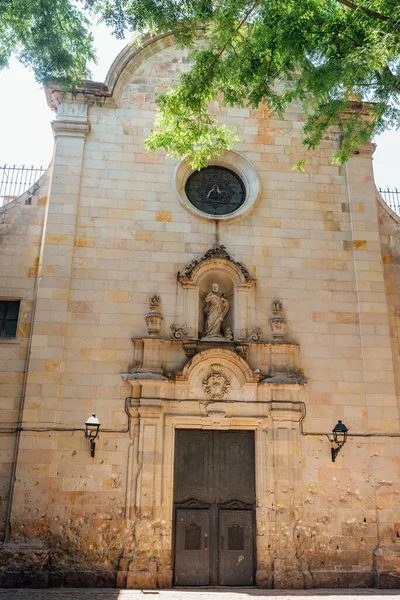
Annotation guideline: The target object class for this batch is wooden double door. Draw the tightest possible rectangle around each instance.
[173,429,255,586]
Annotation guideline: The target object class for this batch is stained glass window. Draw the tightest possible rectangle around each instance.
[185,166,246,216]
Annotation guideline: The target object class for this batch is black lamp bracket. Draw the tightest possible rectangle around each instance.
[89,439,96,458]
[331,445,341,462]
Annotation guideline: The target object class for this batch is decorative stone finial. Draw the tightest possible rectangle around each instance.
[268,298,287,340]
[149,294,161,310]
[145,294,163,336]
[272,298,283,314]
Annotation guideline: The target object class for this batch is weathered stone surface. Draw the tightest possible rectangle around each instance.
[0,32,399,590]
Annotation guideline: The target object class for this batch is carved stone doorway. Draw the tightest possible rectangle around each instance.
[173,429,256,586]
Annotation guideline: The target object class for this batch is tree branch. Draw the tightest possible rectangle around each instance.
[335,0,393,24]
[210,0,261,69]
[383,65,400,92]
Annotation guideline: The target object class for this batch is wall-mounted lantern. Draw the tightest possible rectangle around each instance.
[85,413,101,457]
[330,420,348,462]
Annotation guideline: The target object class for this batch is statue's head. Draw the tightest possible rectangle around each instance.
[212,282,219,293]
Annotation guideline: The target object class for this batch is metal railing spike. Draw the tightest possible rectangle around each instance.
[0,164,46,206]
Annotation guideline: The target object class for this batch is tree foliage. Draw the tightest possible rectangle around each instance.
[0,0,95,87]
[2,0,400,167]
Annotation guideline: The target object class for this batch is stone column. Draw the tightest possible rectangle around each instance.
[183,283,199,339]
[254,423,273,588]
[9,103,89,538]
[235,284,251,341]
[269,399,307,589]
[117,399,140,589]
[126,401,171,589]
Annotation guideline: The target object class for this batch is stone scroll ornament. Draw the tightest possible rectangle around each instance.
[247,327,262,342]
[145,294,163,336]
[202,364,231,400]
[170,324,188,340]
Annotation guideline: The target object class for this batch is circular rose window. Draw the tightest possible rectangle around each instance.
[185,166,246,216]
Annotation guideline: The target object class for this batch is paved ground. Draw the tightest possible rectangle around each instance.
[1,591,400,600]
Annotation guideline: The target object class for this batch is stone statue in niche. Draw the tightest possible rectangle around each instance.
[202,283,229,340]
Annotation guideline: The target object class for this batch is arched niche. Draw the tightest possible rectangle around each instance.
[177,246,256,342]
[177,348,259,387]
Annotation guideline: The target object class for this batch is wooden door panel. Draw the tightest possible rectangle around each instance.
[219,510,254,586]
[174,429,213,504]
[173,430,256,587]
[174,509,210,586]
[215,431,255,504]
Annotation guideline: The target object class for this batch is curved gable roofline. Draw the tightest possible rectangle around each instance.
[105,31,175,105]
[45,31,176,111]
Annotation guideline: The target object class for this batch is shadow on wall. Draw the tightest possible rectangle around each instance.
[2,588,400,597]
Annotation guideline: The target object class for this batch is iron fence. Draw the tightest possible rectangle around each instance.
[0,164,46,206]
[379,188,400,216]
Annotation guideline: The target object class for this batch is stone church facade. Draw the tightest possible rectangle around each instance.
[1,33,400,589]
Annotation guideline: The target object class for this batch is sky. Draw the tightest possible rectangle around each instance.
[0,24,398,190]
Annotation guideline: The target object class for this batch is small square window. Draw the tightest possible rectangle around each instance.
[0,300,21,338]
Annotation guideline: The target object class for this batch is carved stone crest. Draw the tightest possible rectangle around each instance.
[202,364,231,400]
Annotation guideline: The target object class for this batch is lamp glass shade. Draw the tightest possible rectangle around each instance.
[332,420,348,447]
[85,413,100,438]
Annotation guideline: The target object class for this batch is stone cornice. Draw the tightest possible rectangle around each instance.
[45,81,114,113]
[51,119,90,139]
[122,337,306,388]
[350,142,376,157]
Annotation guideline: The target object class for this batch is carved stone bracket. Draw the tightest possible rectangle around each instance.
[182,341,197,357]
[207,408,226,426]
[247,327,262,342]
[235,343,250,360]
[170,324,188,340]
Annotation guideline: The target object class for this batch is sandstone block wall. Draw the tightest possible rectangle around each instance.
[0,34,399,588]
[0,175,48,541]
